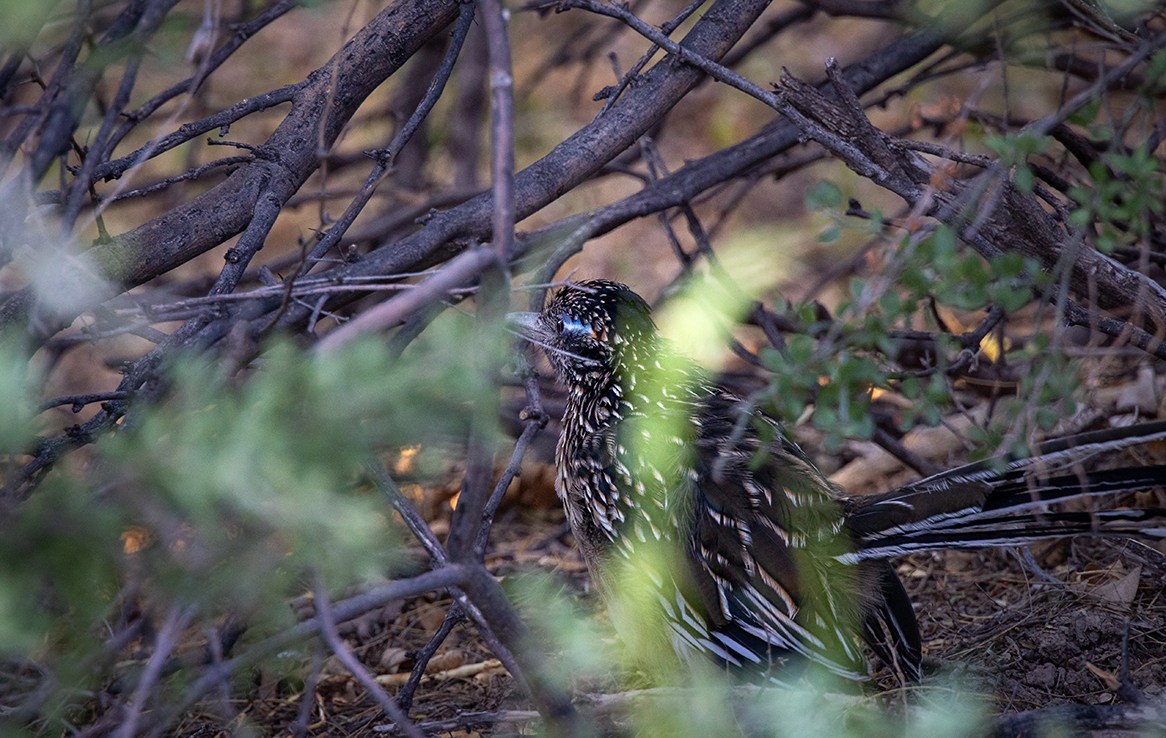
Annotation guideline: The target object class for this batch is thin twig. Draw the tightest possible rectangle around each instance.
[1024,30,1166,139]
[101,0,298,164]
[396,602,463,712]
[596,0,712,113]
[150,566,468,734]
[472,378,547,557]
[373,710,541,734]
[114,604,195,738]
[315,246,497,352]
[312,572,425,738]
[300,2,477,270]
[367,462,580,733]
[871,425,942,477]
[291,650,325,738]
[40,391,130,412]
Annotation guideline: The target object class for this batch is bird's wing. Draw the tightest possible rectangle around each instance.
[674,390,871,678]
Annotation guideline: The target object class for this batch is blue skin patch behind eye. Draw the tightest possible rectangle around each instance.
[560,316,592,335]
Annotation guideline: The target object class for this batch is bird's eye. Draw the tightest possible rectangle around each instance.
[555,317,565,334]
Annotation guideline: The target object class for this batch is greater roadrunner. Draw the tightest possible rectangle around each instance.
[511,279,1166,682]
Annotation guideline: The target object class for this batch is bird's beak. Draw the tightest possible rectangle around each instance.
[506,312,548,342]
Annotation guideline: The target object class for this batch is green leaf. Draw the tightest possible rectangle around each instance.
[805,180,843,210]
[901,376,920,399]
[1014,166,1034,193]
[989,252,1025,279]
[1068,99,1100,126]
[785,334,814,365]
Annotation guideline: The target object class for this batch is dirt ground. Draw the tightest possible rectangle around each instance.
[205,443,1166,738]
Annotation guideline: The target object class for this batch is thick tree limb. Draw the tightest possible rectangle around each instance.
[0,0,463,343]
[775,53,1166,352]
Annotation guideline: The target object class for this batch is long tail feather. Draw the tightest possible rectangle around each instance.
[891,420,1166,495]
[842,428,1166,563]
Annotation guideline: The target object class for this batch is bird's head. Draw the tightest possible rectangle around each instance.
[509,280,658,389]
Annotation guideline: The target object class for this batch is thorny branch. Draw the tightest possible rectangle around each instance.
[774,54,1166,357]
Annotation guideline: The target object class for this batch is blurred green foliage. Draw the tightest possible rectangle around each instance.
[762,79,1166,457]
[1,4,1163,735]
[0,0,52,50]
[0,314,497,731]
[515,562,991,738]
